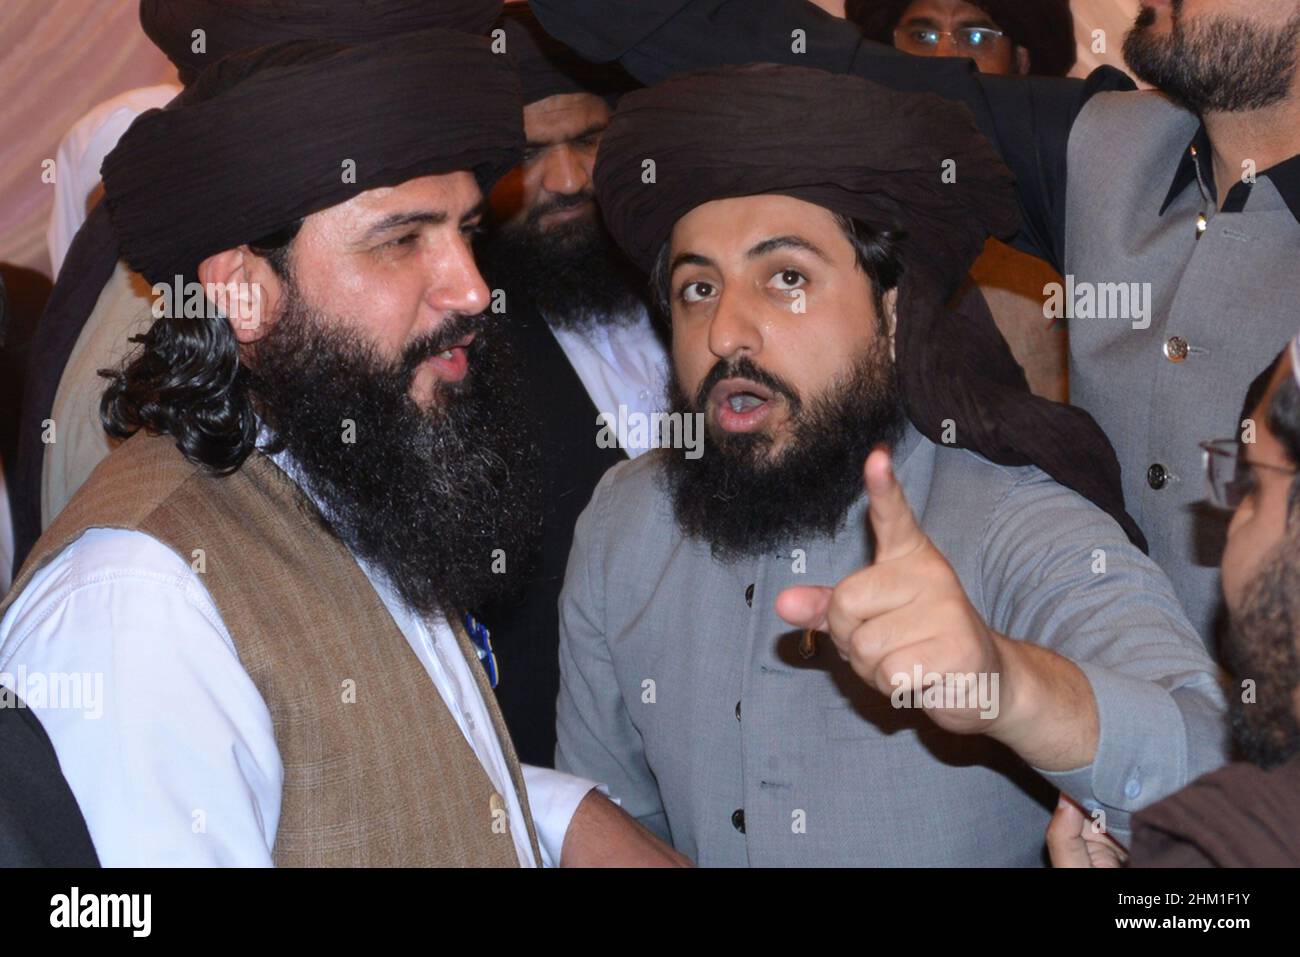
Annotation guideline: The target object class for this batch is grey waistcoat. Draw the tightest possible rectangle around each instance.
[1065,91,1300,646]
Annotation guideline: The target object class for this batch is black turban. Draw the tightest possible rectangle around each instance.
[140,0,504,84]
[102,28,523,287]
[496,3,635,106]
[594,64,1145,549]
[846,0,1078,77]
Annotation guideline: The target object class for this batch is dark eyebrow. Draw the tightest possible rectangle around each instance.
[901,15,997,29]
[669,235,830,276]
[365,211,446,238]
[669,251,715,277]
[525,121,608,151]
[362,200,486,241]
[746,235,832,263]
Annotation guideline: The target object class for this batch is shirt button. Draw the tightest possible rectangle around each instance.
[638,389,651,402]
[1147,464,1169,490]
[745,583,754,607]
[1125,777,1142,799]
[735,700,742,722]
[1163,336,1189,362]
[731,808,746,833]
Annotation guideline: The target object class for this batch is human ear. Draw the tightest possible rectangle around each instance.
[882,287,899,362]
[197,246,282,344]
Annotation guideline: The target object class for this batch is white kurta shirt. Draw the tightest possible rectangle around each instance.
[46,85,180,277]
[0,447,598,866]
[0,461,12,595]
[546,305,668,458]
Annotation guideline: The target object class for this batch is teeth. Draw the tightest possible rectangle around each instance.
[439,350,454,359]
[728,394,764,413]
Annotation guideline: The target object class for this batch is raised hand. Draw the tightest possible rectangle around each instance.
[775,445,1007,736]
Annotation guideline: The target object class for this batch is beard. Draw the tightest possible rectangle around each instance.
[480,192,646,333]
[1224,522,1300,770]
[661,340,905,563]
[245,276,541,617]
[1124,2,1300,113]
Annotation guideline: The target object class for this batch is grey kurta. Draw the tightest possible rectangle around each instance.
[529,0,1300,650]
[556,425,1228,866]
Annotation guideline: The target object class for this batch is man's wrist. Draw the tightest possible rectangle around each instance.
[986,633,1099,769]
[987,632,1029,733]
[521,764,603,867]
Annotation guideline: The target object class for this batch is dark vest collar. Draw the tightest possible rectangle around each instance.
[1160,122,1300,221]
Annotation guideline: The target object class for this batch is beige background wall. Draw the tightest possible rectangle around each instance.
[0,0,174,279]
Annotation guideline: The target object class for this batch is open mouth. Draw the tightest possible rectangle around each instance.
[708,377,779,433]
[424,333,476,385]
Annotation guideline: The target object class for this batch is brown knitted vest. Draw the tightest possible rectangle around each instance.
[3,431,539,867]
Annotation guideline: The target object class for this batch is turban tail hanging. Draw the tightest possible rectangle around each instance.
[594,64,1146,550]
[139,0,505,83]
[102,28,524,288]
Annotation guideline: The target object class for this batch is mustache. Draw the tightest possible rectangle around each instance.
[399,311,491,378]
[693,355,803,417]
[1136,0,1181,28]
[524,189,595,228]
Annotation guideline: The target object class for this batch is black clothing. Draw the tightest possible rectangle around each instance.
[0,694,99,867]
[531,0,1137,275]
[475,286,628,766]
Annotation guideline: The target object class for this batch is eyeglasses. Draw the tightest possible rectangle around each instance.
[1199,439,1298,511]
[893,25,1010,55]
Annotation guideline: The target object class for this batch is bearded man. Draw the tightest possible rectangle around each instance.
[553,64,1226,867]
[530,0,1300,651]
[0,29,684,868]
[467,4,666,766]
[1051,341,1300,867]
[11,0,509,577]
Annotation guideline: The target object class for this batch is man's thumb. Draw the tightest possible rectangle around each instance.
[775,585,832,632]
[865,446,925,563]
[1046,796,1095,869]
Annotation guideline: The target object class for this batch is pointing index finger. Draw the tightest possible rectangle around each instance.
[865,445,926,564]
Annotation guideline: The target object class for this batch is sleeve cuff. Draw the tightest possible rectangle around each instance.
[520,763,605,868]
[1033,659,1190,842]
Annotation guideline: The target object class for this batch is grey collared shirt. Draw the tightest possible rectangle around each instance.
[556,426,1228,866]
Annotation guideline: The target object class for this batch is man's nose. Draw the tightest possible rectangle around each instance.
[426,234,490,316]
[540,144,591,197]
[707,286,763,360]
